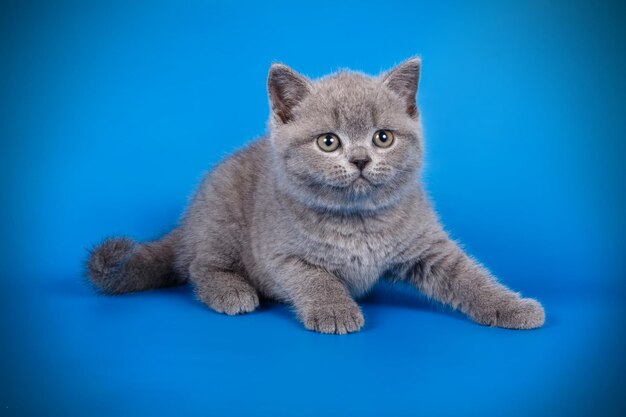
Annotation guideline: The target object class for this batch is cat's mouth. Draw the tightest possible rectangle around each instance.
[349,175,374,194]
[357,173,370,183]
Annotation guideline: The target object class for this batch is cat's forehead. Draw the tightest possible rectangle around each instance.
[312,72,382,111]
[316,71,378,97]
[301,71,400,133]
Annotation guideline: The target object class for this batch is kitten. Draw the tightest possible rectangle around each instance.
[87,58,545,334]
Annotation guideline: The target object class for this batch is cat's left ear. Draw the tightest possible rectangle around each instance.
[267,63,312,124]
[382,57,421,117]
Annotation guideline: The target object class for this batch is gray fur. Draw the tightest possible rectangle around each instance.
[87,58,545,334]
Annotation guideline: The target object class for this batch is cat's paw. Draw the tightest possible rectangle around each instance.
[472,297,545,330]
[199,284,260,315]
[302,302,365,335]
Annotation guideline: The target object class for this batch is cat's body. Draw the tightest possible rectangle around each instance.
[180,137,426,301]
[88,59,545,334]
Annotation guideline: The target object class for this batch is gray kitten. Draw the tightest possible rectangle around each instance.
[87,58,545,334]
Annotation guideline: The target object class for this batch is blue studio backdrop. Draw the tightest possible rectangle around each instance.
[1,1,625,416]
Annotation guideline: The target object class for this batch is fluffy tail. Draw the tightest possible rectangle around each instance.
[86,233,186,294]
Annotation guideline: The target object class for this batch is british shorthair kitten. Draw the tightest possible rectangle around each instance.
[87,58,545,334]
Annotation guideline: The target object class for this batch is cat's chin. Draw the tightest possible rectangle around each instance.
[350,177,373,195]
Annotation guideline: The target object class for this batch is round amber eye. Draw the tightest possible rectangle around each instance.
[372,130,394,148]
[317,133,341,152]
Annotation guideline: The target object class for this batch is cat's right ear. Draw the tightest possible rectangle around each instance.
[382,57,421,118]
[267,63,312,124]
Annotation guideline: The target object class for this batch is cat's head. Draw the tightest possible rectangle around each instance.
[267,58,423,213]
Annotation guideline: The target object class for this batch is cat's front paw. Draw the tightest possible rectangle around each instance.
[198,283,260,315]
[472,297,545,330]
[302,302,365,335]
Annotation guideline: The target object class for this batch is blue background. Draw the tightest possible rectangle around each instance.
[1,0,625,415]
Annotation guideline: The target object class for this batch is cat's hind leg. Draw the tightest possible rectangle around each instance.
[190,261,259,315]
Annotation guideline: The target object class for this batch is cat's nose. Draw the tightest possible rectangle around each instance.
[350,156,371,171]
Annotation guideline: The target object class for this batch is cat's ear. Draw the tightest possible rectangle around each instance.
[382,57,421,117]
[267,63,312,124]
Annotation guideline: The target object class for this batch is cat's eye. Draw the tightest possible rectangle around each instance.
[372,130,394,148]
[317,133,341,152]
